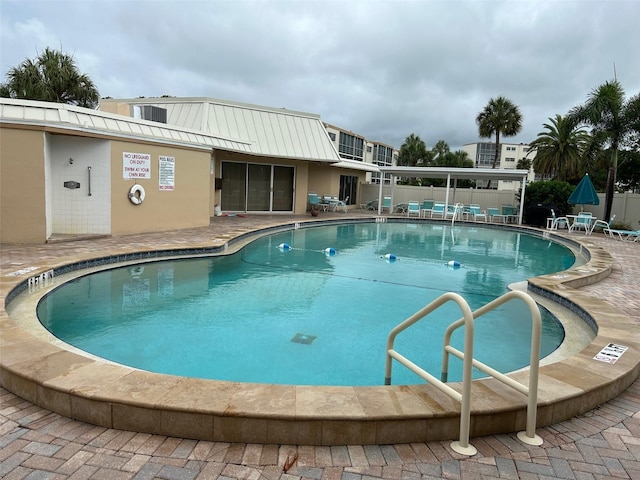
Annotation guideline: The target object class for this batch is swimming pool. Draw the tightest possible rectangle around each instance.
[37,222,573,386]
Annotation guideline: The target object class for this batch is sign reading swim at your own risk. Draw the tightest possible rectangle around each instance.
[123,152,151,179]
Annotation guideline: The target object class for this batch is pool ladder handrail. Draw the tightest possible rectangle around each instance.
[450,202,463,227]
[384,290,543,457]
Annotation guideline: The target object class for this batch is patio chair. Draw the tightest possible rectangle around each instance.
[468,205,487,222]
[445,203,462,220]
[488,207,508,223]
[590,215,615,235]
[569,212,593,233]
[421,199,434,218]
[407,201,421,217]
[381,196,393,213]
[501,205,519,223]
[335,196,349,213]
[431,202,445,219]
[546,209,568,230]
[308,193,321,211]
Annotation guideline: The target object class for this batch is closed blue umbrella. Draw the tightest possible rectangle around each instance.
[568,173,600,207]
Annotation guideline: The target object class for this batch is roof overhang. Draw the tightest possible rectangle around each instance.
[332,160,381,173]
[378,166,529,181]
[0,98,254,154]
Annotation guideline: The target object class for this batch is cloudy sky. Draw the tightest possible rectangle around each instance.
[1,0,639,151]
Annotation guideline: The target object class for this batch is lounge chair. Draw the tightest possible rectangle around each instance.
[431,202,445,219]
[381,196,393,213]
[407,201,421,217]
[546,209,568,230]
[360,199,378,210]
[590,215,615,234]
[604,227,640,242]
[468,205,487,222]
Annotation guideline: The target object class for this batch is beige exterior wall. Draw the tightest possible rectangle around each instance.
[215,151,315,215]
[307,163,335,200]
[0,123,213,244]
[98,102,132,117]
[110,140,211,236]
[0,127,48,243]
[308,163,367,206]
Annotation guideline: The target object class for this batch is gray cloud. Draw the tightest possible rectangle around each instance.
[2,0,639,152]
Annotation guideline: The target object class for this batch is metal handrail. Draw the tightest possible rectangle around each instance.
[448,202,463,226]
[385,290,543,456]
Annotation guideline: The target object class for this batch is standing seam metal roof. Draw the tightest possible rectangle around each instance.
[0,98,254,153]
[106,97,342,163]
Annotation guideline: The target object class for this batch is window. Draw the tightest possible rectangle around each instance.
[328,132,336,141]
[476,143,496,167]
[506,146,516,151]
[505,157,515,162]
[338,132,364,161]
[373,144,393,167]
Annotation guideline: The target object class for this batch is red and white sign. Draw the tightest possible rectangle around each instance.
[123,152,151,179]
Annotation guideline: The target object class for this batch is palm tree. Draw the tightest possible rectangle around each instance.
[432,150,473,168]
[397,133,428,167]
[528,114,589,183]
[432,140,450,160]
[0,47,99,108]
[568,80,640,220]
[476,96,523,171]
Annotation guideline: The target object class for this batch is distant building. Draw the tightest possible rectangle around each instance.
[324,123,398,186]
[462,142,536,190]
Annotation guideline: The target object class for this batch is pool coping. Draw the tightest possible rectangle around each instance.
[2,217,639,445]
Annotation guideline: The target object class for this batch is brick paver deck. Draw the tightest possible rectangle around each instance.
[2,213,639,479]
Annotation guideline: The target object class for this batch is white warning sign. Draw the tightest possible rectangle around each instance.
[593,343,628,364]
[123,152,151,179]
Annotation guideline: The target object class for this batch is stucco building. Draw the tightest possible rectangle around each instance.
[0,97,377,244]
[462,142,536,190]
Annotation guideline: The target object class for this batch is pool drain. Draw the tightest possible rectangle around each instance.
[291,333,316,345]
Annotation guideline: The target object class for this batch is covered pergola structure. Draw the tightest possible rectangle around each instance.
[376,166,530,224]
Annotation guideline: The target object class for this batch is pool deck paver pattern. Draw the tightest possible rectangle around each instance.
[2,212,640,479]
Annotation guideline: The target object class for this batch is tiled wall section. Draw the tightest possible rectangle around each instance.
[47,134,111,235]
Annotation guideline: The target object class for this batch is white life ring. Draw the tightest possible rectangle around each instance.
[128,184,145,205]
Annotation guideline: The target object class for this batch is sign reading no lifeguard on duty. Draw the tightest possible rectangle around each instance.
[123,152,151,179]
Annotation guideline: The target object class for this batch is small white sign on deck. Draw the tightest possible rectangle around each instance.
[594,343,628,364]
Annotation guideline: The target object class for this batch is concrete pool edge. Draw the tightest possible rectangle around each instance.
[2,217,640,446]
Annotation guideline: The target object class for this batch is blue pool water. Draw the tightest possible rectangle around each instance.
[38,222,573,386]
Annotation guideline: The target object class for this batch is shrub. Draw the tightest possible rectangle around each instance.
[519,180,574,216]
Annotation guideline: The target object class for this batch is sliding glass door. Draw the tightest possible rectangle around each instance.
[221,161,294,212]
[272,166,294,211]
[220,162,247,211]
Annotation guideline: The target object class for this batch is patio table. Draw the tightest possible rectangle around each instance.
[567,214,597,234]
